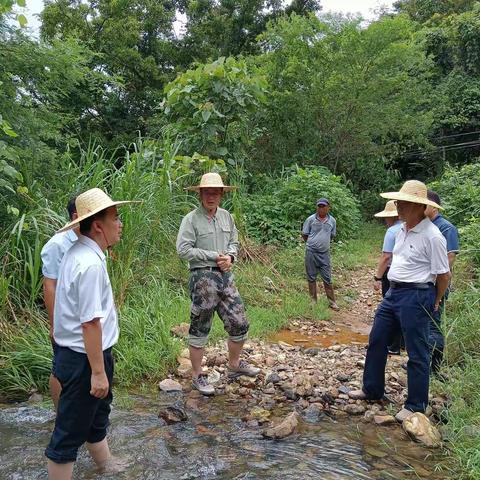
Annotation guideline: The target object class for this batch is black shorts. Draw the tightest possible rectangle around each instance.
[45,346,114,463]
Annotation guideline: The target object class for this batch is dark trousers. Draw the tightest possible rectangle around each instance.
[429,294,446,374]
[382,268,404,353]
[363,285,435,412]
[45,346,114,463]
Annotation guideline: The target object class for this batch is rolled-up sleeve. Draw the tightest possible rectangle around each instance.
[176,215,218,262]
[430,235,450,275]
[41,242,63,279]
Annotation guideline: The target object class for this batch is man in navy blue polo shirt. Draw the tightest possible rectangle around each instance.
[302,198,339,310]
[425,190,459,374]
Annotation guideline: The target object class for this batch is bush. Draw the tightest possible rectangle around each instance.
[430,162,480,227]
[243,166,361,245]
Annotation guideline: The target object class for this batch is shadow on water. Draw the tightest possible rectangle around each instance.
[0,392,445,480]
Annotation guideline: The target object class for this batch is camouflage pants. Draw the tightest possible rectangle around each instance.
[188,269,249,348]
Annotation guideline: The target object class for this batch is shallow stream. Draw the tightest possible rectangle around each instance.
[0,390,445,480]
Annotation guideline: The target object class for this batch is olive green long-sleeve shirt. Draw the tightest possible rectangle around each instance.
[176,205,239,270]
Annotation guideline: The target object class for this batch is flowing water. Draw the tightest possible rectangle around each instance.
[0,390,445,480]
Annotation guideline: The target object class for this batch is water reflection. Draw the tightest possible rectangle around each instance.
[0,393,444,480]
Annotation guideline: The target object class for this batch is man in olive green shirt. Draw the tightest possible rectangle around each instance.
[176,172,260,396]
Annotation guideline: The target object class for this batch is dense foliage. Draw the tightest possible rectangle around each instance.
[244,167,361,244]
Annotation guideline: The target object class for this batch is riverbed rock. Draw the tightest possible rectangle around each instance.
[403,413,442,448]
[265,372,281,385]
[374,415,396,426]
[158,379,183,392]
[262,412,300,439]
[344,404,366,415]
[170,323,190,338]
[158,406,188,424]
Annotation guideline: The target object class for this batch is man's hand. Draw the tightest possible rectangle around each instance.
[216,254,232,272]
[373,280,381,292]
[90,371,109,399]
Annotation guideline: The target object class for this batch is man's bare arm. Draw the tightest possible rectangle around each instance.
[43,278,57,337]
[82,319,109,399]
[435,272,451,310]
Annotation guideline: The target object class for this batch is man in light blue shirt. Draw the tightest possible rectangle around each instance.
[41,197,78,410]
[302,198,338,310]
[373,200,404,354]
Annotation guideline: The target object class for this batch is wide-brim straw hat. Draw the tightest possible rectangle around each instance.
[380,180,442,209]
[186,172,236,192]
[58,188,139,233]
[374,200,399,218]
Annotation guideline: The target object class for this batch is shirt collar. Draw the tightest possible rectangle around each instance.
[198,204,217,219]
[66,229,78,242]
[316,213,330,222]
[78,234,106,261]
[432,214,442,223]
[408,217,431,233]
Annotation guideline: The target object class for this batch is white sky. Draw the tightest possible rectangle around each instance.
[20,0,395,38]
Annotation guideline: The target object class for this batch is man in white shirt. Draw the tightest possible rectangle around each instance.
[350,181,450,422]
[41,197,78,409]
[45,188,136,480]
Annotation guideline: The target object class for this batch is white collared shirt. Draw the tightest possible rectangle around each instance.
[388,218,449,284]
[53,235,119,353]
[41,229,78,279]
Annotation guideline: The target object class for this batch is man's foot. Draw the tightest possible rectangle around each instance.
[329,302,340,311]
[395,407,414,423]
[348,389,368,400]
[228,359,261,378]
[192,374,215,396]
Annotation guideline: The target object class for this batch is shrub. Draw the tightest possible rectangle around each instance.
[243,166,361,245]
[430,162,480,227]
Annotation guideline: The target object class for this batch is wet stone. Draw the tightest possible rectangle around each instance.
[158,406,188,424]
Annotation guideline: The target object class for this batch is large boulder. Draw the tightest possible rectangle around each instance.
[403,412,442,448]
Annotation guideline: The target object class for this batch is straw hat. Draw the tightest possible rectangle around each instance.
[374,200,398,218]
[58,188,138,233]
[186,172,236,192]
[380,180,442,209]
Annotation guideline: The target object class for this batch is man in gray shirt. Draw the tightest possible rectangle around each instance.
[302,198,339,310]
[177,172,260,396]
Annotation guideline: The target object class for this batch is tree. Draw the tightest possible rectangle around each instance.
[158,56,267,166]
[251,13,434,204]
[175,0,321,66]
[40,0,179,143]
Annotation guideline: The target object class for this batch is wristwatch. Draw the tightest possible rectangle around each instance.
[374,275,382,281]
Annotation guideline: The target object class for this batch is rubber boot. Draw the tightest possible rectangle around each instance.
[308,281,318,302]
[323,282,339,311]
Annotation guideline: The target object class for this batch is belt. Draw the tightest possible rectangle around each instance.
[390,281,433,290]
[190,266,221,272]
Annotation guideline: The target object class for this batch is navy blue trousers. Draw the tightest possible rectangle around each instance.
[45,346,114,463]
[363,285,435,412]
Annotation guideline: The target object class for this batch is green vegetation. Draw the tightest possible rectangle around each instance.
[2,0,480,476]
